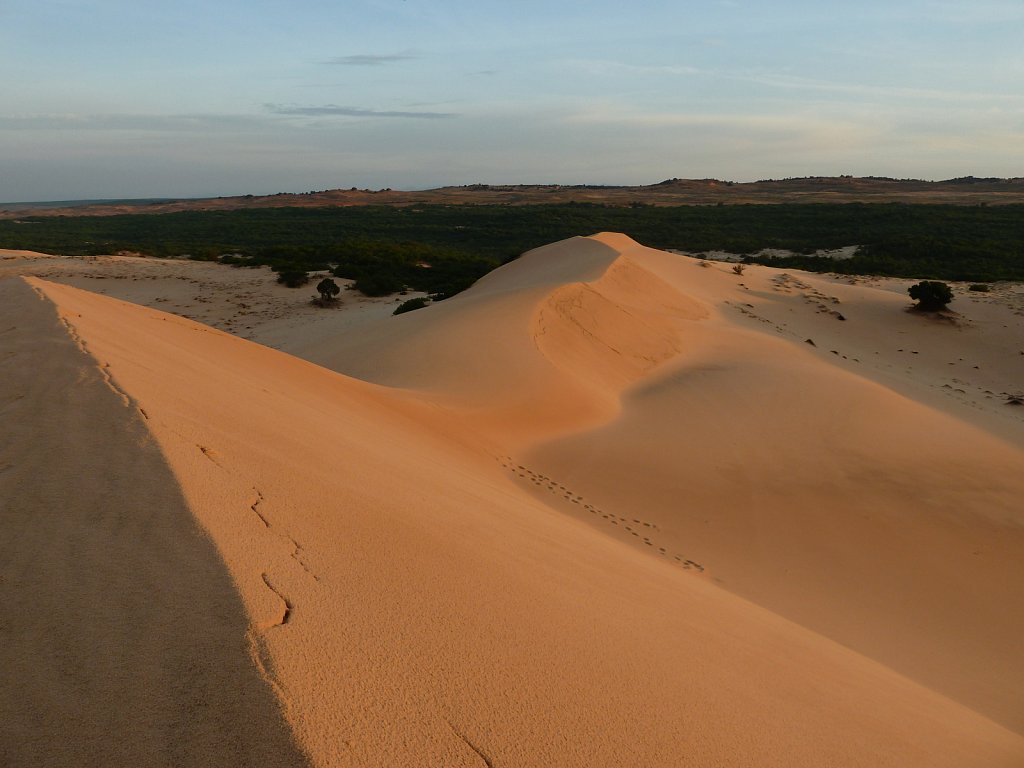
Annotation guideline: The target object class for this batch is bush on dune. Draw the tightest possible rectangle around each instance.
[908,280,953,311]
[393,297,430,315]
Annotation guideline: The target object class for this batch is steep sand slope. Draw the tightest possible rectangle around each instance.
[0,277,306,768]
[26,275,1024,767]
[300,234,1024,734]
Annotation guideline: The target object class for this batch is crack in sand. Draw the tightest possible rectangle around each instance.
[288,537,321,583]
[260,573,293,628]
[447,721,494,768]
[250,489,271,528]
[196,444,223,467]
[251,487,321,583]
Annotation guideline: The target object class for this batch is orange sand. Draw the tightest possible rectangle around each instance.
[4,233,1024,766]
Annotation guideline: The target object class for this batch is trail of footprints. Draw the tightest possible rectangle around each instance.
[727,301,788,335]
[771,274,846,320]
[498,458,705,573]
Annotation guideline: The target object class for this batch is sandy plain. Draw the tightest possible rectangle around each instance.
[2,235,1023,767]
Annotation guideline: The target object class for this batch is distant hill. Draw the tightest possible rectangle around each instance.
[3,177,1024,219]
[0,198,180,214]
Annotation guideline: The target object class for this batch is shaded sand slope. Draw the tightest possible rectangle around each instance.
[0,278,307,768]
[299,234,1024,734]
[27,276,1024,766]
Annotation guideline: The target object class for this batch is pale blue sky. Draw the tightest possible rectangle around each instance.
[1,0,1021,201]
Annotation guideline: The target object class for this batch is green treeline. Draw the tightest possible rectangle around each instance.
[1,203,1021,293]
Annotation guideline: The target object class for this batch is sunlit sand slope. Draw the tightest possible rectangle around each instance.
[25,272,1024,767]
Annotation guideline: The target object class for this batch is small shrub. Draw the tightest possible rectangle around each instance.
[393,297,430,315]
[908,280,953,311]
[732,264,745,275]
[969,283,991,292]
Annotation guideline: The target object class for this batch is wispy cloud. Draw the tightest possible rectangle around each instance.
[266,104,457,119]
[572,58,1020,106]
[561,106,882,150]
[324,53,417,66]
[720,70,1023,105]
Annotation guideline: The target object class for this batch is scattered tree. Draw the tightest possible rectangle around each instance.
[908,280,953,311]
[316,277,340,304]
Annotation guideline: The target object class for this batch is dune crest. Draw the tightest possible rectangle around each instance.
[533,254,707,395]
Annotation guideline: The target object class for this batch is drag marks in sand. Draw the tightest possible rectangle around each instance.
[499,456,705,572]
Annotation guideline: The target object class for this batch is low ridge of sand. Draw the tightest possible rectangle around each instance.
[4,233,1024,766]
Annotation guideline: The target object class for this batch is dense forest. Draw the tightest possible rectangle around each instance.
[1,203,1021,296]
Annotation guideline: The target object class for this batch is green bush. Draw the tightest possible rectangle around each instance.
[908,280,953,311]
[969,283,991,292]
[393,297,430,315]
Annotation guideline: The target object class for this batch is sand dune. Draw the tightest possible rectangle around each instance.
[300,233,1024,733]
[5,233,1024,766]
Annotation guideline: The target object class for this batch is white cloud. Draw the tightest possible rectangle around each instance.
[323,53,418,66]
[266,104,458,119]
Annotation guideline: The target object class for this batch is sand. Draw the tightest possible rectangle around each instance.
[0,277,306,767]
[3,235,1024,766]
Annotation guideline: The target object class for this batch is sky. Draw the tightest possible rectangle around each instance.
[1,0,1022,201]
